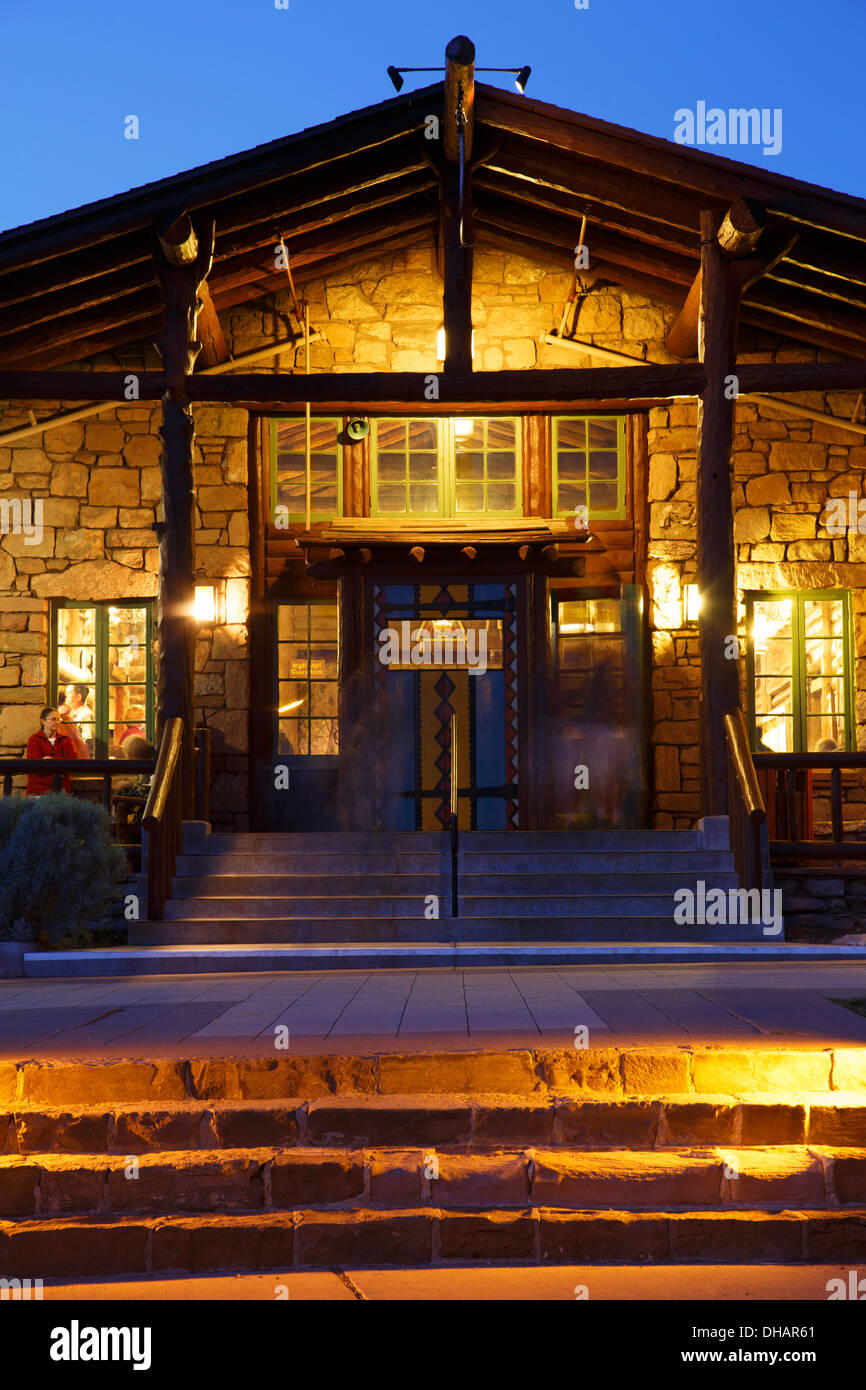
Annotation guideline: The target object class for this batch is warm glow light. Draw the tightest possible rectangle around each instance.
[454,419,475,437]
[194,585,216,623]
[278,698,305,714]
[685,584,702,622]
[436,331,476,362]
[652,563,683,630]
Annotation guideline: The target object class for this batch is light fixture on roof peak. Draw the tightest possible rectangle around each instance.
[386,53,531,96]
[515,66,532,94]
[386,66,404,92]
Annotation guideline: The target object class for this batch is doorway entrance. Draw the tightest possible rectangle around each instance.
[372,582,519,831]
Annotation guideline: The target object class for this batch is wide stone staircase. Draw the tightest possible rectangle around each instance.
[2,1045,865,1281]
[125,828,766,965]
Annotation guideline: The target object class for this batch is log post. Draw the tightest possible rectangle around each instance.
[442,36,474,375]
[153,213,214,819]
[696,209,743,817]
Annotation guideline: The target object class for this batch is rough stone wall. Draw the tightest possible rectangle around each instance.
[1,242,862,835]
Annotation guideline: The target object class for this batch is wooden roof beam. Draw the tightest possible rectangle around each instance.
[444,35,475,163]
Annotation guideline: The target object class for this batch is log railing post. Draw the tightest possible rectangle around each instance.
[697,211,747,816]
[153,214,214,821]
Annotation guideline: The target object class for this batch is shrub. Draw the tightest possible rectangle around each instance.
[0,795,128,944]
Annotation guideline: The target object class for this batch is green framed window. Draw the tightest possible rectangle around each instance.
[746,590,854,752]
[270,418,342,524]
[276,602,339,756]
[553,416,626,520]
[50,600,154,757]
[371,417,522,518]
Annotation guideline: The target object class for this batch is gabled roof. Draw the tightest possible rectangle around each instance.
[1,82,865,369]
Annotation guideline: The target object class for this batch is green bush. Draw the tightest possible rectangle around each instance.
[0,795,128,945]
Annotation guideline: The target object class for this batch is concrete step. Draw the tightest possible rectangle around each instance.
[207,833,448,854]
[205,831,704,853]
[8,1094,866,1154]
[2,1206,864,1274]
[2,1145,860,1218]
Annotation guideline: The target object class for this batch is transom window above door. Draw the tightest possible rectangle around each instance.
[372,417,521,518]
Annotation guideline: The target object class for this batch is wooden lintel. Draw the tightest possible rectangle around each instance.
[444,35,475,163]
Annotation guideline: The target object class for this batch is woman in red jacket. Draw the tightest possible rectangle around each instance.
[25,707,78,795]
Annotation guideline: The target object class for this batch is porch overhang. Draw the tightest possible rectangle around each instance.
[296,517,590,577]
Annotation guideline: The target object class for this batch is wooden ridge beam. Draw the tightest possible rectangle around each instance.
[444,35,475,163]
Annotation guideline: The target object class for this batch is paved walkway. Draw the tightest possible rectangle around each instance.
[2,963,866,1056]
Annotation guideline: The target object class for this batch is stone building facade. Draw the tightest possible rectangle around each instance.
[1,244,863,833]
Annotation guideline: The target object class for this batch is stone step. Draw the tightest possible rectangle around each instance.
[36,938,855,977]
[7,1093,866,1154]
[135,917,766,942]
[2,1145,861,1218]
[3,1046,863,1105]
[2,1206,864,1274]
[169,872,742,897]
[162,893,747,920]
[205,831,703,853]
[177,851,735,876]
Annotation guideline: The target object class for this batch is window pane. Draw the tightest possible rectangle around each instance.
[455,452,484,480]
[408,453,437,481]
[754,638,793,676]
[488,451,516,480]
[804,599,843,636]
[409,485,438,513]
[487,419,515,449]
[456,483,484,512]
[378,485,404,513]
[408,420,437,449]
[756,715,793,751]
[558,482,586,512]
[556,454,584,481]
[588,418,618,449]
[588,451,619,481]
[589,481,618,512]
[377,453,405,482]
[754,676,793,717]
[753,599,793,641]
[557,419,586,448]
[487,483,515,512]
[805,638,844,676]
[806,716,844,751]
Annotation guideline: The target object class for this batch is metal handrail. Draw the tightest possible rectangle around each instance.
[723,708,767,892]
[142,718,184,921]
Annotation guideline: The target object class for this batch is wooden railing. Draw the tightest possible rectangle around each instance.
[723,708,768,892]
[1,756,155,808]
[752,750,866,859]
[142,717,185,921]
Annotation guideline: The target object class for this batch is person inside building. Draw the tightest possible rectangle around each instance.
[59,683,94,753]
[25,707,78,796]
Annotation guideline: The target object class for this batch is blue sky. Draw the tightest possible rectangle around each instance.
[1,0,864,232]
